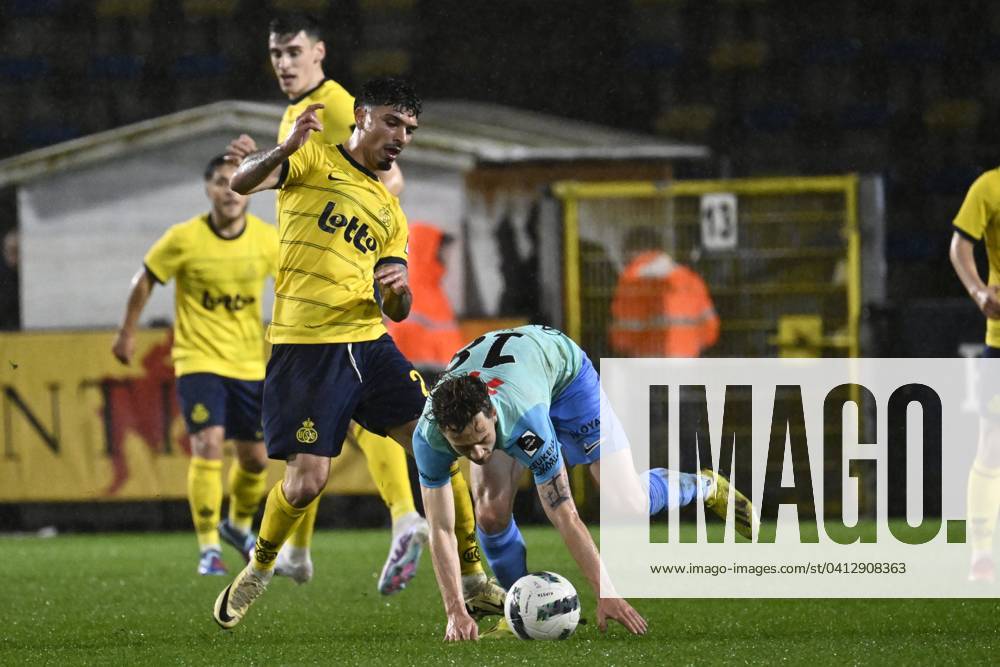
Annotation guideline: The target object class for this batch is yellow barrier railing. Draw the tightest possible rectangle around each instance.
[553,175,861,359]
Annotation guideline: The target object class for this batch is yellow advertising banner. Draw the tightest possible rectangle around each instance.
[0,329,380,501]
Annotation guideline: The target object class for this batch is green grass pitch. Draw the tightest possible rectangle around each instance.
[2,527,1000,665]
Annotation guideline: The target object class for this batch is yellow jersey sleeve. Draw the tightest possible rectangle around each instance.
[379,201,409,263]
[280,138,325,188]
[143,225,184,283]
[953,170,1000,241]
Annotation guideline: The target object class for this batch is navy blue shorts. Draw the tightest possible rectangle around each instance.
[175,373,264,441]
[263,334,427,460]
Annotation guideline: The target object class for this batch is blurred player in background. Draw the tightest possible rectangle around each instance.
[0,227,20,330]
[385,222,464,375]
[225,14,486,596]
[112,156,277,576]
[414,325,756,640]
[214,78,501,629]
[950,168,1000,582]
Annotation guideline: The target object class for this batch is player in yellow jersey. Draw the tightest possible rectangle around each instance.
[112,156,277,576]
[214,78,500,629]
[950,167,1000,582]
[225,14,491,603]
[266,14,415,591]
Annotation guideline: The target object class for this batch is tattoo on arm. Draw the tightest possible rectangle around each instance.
[541,472,572,510]
[241,147,284,175]
[233,146,288,192]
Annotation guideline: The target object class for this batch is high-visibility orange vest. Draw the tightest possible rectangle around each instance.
[386,223,464,369]
[610,250,719,357]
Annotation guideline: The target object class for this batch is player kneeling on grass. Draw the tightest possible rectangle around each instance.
[414,325,758,640]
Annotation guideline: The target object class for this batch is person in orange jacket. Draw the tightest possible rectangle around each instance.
[610,226,719,357]
[387,222,464,373]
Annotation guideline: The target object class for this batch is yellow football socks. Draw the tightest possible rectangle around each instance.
[287,496,319,549]
[254,482,310,571]
[968,460,1000,552]
[354,425,417,523]
[278,432,484,577]
[228,464,268,533]
[450,462,484,576]
[287,424,416,547]
[188,456,223,550]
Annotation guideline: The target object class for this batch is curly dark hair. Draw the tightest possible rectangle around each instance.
[430,374,492,433]
[355,77,422,117]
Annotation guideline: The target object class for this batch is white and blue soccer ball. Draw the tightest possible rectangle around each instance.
[504,571,581,640]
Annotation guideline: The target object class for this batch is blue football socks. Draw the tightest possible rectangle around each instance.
[477,516,528,590]
[642,468,705,515]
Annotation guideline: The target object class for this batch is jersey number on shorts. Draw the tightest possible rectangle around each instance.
[447,332,523,371]
[409,369,429,397]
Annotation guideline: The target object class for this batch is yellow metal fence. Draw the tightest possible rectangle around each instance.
[554,175,861,360]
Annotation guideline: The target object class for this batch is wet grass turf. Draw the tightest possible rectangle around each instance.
[2,528,999,665]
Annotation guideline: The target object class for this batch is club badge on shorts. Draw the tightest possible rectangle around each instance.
[296,418,318,444]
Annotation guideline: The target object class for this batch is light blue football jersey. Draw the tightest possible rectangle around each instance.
[413,325,583,488]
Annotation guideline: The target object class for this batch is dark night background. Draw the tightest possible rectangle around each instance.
[0,0,995,341]
[0,0,992,534]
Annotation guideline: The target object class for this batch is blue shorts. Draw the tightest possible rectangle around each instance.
[175,373,264,441]
[550,354,603,466]
[263,334,427,460]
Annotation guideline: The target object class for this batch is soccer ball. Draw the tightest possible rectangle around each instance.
[504,571,581,640]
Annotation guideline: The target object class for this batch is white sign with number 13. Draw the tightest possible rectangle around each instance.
[700,192,738,250]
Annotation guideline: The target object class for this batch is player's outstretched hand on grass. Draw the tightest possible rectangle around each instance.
[281,103,324,153]
[596,597,648,635]
[444,611,479,642]
[225,134,258,165]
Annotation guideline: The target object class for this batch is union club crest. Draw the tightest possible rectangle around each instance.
[296,418,318,444]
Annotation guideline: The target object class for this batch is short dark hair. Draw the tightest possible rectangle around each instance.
[430,374,492,433]
[268,12,322,42]
[203,155,229,181]
[355,77,422,117]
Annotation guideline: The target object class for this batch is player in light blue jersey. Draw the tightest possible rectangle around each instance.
[413,325,757,640]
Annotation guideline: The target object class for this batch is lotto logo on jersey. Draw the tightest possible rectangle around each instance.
[317,201,379,253]
[201,291,256,312]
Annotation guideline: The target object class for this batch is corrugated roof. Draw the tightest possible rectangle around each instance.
[0,99,709,186]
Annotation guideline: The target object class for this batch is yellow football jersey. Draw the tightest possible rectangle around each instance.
[278,78,356,145]
[269,140,408,344]
[144,213,278,379]
[954,167,1000,347]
